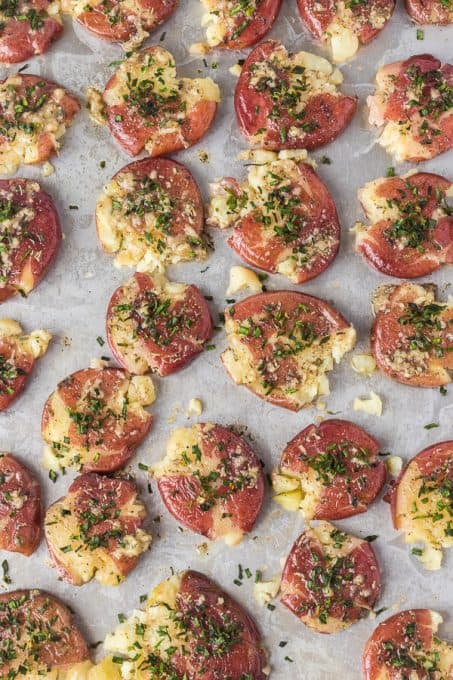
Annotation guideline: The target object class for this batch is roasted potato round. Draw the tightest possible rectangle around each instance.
[0,453,41,555]
[0,589,90,677]
[104,570,268,678]
[45,472,151,586]
[222,290,356,411]
[42,367,155,473]
[280,521,381,633]
[363,609,453,679]
[152,423,264,545]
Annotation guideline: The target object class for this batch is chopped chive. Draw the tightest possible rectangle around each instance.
[1,560,11,584]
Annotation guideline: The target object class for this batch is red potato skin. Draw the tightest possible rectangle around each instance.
[280,419,386,519]
[357,173,453,279]
[104,47,217,157]
[46,473,147,584]
[0,455,41,556]
[405,0,453,24]
[225,290,351,411]
[234,40,357,150]
[156,424,265,540]
[371,285,453,388]
[77,0,177,43]
[41,368,153,472]
[297,0,395,45]
[0,589,90,674]
[0,336,35,412]
[226,162,340,283]
[0,75,80,164]
[216,0,282,49]
[0,179,61,302]
[0,1,62,64]
[172,571,268,679]
[377,55,453,162]
[363,609,440,680]
[106,99,217,158]
[280,530,380,633]
[107,273,213,376]
[390,440,453,527]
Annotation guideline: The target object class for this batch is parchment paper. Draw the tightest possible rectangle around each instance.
[0,2,451,678]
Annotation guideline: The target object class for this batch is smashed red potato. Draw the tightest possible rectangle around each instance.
[367,54,453,162]
[42,366,155,473]
[0,320,51,412]
[234,40,357,150]
[390,440,453,570]
[371,283,453,387]
[0,0,62,64]
[0,179,61,301]
[152,423,265,545]
[273,419,386,520]
[45,472,151,586]
[355,171,453,279]
[297,0,395,63]
[363,609,453,679]
[63,0,177,50]
[280,521,381,634]
[192,0,282,51]
[405,0,453,24]
[107,273,213,376]
[222,290,356,411]
[104,570,268,679]
[208,150,340,284]
[0,454,41,556]
[96,157,206,272]
[0,74,79,176]
[0,589,90,676]
[90,46,219,158]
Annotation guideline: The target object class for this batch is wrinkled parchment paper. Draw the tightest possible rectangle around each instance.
[0,3,451,678]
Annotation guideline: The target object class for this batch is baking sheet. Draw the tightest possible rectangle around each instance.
[0,2,452,678]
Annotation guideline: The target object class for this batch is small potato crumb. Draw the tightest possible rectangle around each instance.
[229,63,242,77]
[254,575,281,606]
[189,42,210,55]
[197,542,209,556]
[90,357,110,369]
[187,398,203,417]
[386,455,403,477]
[350,353,377,376]
[198,150,209,164]
[353,391,383,416]
[86,87,107,125]
[226,265,263,296]
[42,161,54,177]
